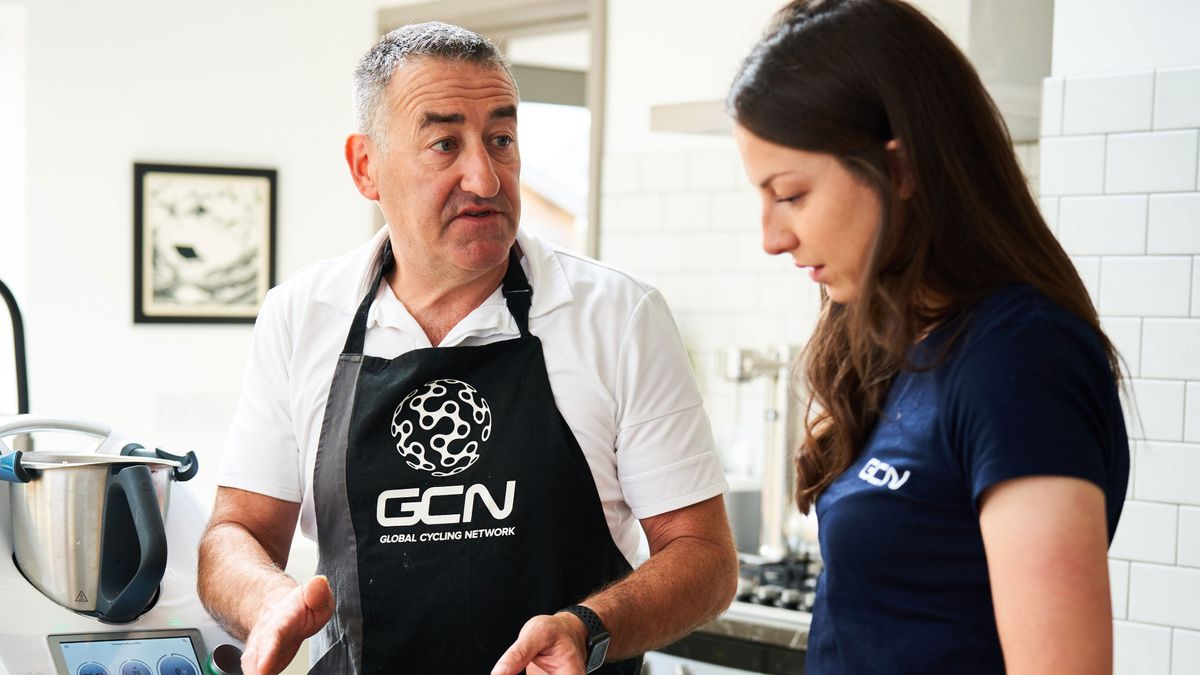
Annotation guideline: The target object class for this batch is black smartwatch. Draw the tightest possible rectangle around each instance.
[560,604,610,673]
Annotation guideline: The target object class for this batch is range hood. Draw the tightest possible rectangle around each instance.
[649,0,1052,143]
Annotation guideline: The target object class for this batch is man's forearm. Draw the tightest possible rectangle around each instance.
[198,522,299,642]
[578,535,738,660]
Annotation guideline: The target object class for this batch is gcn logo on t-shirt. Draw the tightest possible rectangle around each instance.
[858,457,910,490]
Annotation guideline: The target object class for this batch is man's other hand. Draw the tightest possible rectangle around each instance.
[491,612,589,675]
[240,575,335,675]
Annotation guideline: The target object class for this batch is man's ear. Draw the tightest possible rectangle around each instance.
[884,138,916,200]
[346,133,380,201]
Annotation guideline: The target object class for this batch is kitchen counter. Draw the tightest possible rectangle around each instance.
[652,602,810,673]
[698,602,811,651]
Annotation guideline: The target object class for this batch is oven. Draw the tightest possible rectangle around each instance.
[644,556,816,674]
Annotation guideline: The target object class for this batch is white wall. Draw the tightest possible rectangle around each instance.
[1052,0,1200,78]
[0,4,26,418]
[9,0,382,504]
[1042,4,1200,669]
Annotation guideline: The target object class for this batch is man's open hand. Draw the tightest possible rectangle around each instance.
[240,575,335,675]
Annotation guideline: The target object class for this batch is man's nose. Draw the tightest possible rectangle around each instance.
[761,207,798,255]
[459,141,501,199]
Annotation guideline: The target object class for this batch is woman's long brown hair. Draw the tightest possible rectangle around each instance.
[728,0,1121,513]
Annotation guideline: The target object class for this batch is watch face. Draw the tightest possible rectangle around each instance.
[585,634,610,672]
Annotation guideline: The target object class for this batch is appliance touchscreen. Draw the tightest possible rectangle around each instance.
[55,636,201,675]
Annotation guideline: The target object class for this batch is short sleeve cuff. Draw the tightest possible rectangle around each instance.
[215,472,303,504]
[621,450,729,519]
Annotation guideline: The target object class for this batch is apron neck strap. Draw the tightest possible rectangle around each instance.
[343,239,532,354]
[502,246,532,338]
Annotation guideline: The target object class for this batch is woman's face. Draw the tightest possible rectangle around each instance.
[733,124,885,304]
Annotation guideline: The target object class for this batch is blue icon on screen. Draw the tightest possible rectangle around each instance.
[156,655,197,675]
[77,663,110,675]
[121,661,153,675]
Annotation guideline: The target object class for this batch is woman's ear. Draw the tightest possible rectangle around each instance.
[885,138,916,200]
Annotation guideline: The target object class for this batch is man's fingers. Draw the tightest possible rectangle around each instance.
[241,579,337,675]
[491,620,552,675]
[303,575,335,618]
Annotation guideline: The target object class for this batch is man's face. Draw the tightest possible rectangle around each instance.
[370,58,521,276]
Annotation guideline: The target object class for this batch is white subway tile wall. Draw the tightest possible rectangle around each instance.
[1041,135,1106,195]
[1179,507,1200,568]
[1129,563,1200,630]
[1174,628,1200,675]
[1039,196,1060,235]
[1110,559,1131,618]
[1062,71,1155,135]
[1126,379,1186,441]
[599,147,817,466]
[1136,442,1200,506]
[1147,193,1200,254]
[1041,77,1064,137]
[597,63,1200,658]
[1058,195,1147,255]
[1105,130,1199,194]
[1187,382,1200,443]
[1102,317,1143,377]
[1114,620,1172,675]
[1142,319,1200,379]
[1109,501,1178,563]
[1100,256,1193,317]
[1154,67,1200,131]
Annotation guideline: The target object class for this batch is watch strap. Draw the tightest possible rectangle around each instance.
[562,604,607,639]
[561,604,610,673]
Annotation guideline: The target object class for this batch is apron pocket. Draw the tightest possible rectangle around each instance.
[307,634,349,675]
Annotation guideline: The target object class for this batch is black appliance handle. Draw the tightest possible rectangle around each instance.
[96,464,168,623]
[120,443,199,482]
[0,277,29,416]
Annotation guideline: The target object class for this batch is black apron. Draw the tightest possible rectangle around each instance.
[309,242,641,674]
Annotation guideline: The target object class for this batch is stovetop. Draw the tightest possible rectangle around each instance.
[734,553,822,613]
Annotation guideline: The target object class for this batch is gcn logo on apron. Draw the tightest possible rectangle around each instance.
[391,379,493,477]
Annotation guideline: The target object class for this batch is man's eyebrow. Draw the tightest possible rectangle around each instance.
[420,111,465,129]
[490,105,517,121]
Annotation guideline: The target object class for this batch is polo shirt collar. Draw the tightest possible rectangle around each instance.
[312,226,575,323]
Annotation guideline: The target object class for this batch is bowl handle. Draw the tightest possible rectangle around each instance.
[95,464,168,623]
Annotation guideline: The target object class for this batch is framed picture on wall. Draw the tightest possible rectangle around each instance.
[133,162,276,324]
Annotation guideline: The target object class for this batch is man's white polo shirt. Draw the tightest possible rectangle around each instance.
[217,227,727,563]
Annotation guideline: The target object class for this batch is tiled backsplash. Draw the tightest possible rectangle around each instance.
[1040,66,1200,672]
[600,147,821,475]
[600,62,1200,673]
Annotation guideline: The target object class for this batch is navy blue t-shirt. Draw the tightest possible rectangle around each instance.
[805,285,1130,674]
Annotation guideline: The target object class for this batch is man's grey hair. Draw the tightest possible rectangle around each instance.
[353,22,514,146]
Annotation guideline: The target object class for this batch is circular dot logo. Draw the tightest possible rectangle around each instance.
[391,379,493,477]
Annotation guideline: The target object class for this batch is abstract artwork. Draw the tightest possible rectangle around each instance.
[133,163,276,323]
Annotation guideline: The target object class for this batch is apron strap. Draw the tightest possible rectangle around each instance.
[343,238,394,355]
[502,247,532,338]
[343,239,533,354]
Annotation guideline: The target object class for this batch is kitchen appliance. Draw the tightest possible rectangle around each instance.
[0,416,237,674]
[1,416,198,623]
[0,276,237,674]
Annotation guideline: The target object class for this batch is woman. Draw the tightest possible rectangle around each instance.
[728,1,1129,673]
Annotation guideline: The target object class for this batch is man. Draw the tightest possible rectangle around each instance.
[198,22,737,675]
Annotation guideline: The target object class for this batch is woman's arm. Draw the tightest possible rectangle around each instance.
[979,475,1113,675]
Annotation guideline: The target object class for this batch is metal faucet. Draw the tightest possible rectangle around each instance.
[722,345,802,562]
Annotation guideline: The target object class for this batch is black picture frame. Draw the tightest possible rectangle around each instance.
[133,162,276,324]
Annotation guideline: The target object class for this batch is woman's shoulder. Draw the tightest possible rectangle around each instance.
[953,284,1105,363]
[929,284,1117,402]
